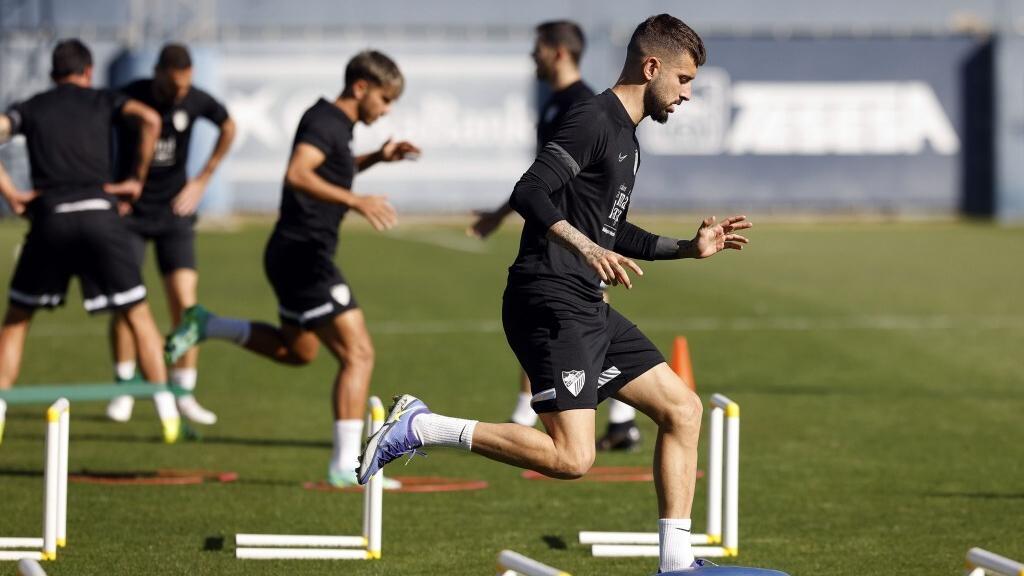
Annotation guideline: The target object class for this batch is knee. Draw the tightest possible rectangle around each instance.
[549,445,595,480]
[342,339,375,370]
[661,388,703,436]
[282,343,318,366]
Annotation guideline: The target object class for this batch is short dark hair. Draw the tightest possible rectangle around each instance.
[50,38,92,80]
[344,50,404,96]
[156,43,192,71]
[627,14,706,67]
[536,20,586,65]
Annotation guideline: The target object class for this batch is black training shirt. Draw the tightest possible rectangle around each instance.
[115,79,229,207]
[508,89,659,306]
[536,80,594,152]
[273,98,356,253]
[5,83,126,197]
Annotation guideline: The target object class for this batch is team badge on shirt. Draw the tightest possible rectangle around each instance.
[561,370,585,397]
[172,110,190,132]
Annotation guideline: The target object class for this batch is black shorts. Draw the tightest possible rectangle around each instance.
[9,197,147,314]
[263,234,358,330]
[502,290,664,413]
[123,206,196,274]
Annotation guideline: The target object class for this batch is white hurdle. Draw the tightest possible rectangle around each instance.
[235,396,385,560]
[580,393,740,558]
[965,548,1024,576]
[0,399,70,562]
[496,550,571,576]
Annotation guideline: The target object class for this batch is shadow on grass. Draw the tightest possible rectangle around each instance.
[925,491,1024,500]
[0,467,43,478]
[542,535,567,550]
[204,536,225,551]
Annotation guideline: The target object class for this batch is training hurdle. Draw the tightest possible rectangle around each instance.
[0,382,185,406]
[17,559,48,576]
[496,550,570,576]
[579,393,740,558]
[0,400,70,562]
[966,548,1024,576]
[234,396,385,560]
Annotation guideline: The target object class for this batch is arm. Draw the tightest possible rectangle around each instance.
[467,196,517,239]
[619,216,753,261]
[0,113,11,143]
[286,143,396,231]
[105,98,161,200]
[172,116,237,215]
[356,138,420,172]
[0,113,38,215]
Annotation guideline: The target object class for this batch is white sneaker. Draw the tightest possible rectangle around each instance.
[176,395,217,425]
[106,395,135,423]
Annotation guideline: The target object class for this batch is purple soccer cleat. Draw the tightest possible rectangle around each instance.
[357,394,431,484]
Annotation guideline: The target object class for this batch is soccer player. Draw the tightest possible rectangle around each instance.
[359,15,751,572]
[0,39,182,442]
[106,43,236,427]
[164,50,419,487]
[469,20,643,451]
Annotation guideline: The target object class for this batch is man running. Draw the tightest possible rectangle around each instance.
[106,43,236,427]
[0,39,181,442]
[165,50,419,486]
[469,20,644,451]
[360,15,751,572]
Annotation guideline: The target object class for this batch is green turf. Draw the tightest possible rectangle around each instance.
[1,216,1022,575]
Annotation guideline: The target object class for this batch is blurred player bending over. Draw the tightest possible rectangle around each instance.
[469,20,644,451]
[106,43,236,427]
[0,39,182,442]
[360,15,752,572]
[165,50,419,487]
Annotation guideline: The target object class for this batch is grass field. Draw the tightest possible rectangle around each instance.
[1,216,1023,575]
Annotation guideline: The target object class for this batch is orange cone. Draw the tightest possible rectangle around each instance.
[671,336,696,391]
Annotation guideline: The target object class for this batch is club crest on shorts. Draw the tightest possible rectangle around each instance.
[331,284,351,306]
[561,370,585,397]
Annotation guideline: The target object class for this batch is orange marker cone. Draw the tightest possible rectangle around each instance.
[671,336,696,391]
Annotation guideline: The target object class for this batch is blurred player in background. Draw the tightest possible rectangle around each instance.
[468,20,643,451]
[0,39,182,442]
[106,43,236,427]
[164,50,419,487]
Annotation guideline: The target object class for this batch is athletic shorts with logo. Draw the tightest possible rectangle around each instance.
[123,206,196,274]
[502,289,664,413]
[9,196,147,313]
[263,234,357,329]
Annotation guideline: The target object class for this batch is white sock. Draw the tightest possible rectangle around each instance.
[658,518,694,571]
[152,390,180,421]
[331,419,364,473]
[171,368,198,392]
[206,316,251,345]
[511,392,537,426]
[115,361,136,381]
[413,413,477,450]
[608,399,637,424]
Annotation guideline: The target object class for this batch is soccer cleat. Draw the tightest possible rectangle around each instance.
[328,467,403,490]
[161,417,181,444]
[106,395,135,422]
[176,394,218,425]
[596,420,642,452]
[164,304,211,364]
[691,559,717,568]
[356,394,430,485]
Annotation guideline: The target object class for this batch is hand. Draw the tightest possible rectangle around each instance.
[172,178,207,216]
[584,245,644,289]
[380,138,421,162]
[352,195,397,231]
[5,189,37,216]
[467,209,507,239]
[104,179,143,202]
[691,215,752,259]
[117,200,133,216]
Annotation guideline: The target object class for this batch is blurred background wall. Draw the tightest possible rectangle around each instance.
[1,0,1022,220]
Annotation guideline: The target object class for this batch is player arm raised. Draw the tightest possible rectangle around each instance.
[172,116,236,216]
[105,98,162,201]
[0,113,38,214]
[286,142,396,231]
[356,138,420,172]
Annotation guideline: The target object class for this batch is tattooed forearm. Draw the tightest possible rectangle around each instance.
[547,220,603,258]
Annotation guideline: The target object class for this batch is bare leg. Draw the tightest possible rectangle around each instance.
[109,313,137,369]
[119,302,168,385]
[470,408,596,479]
[0,305,34,389]
[313,309,374,421]
[613,362,702,518]
[243,323,320,365]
